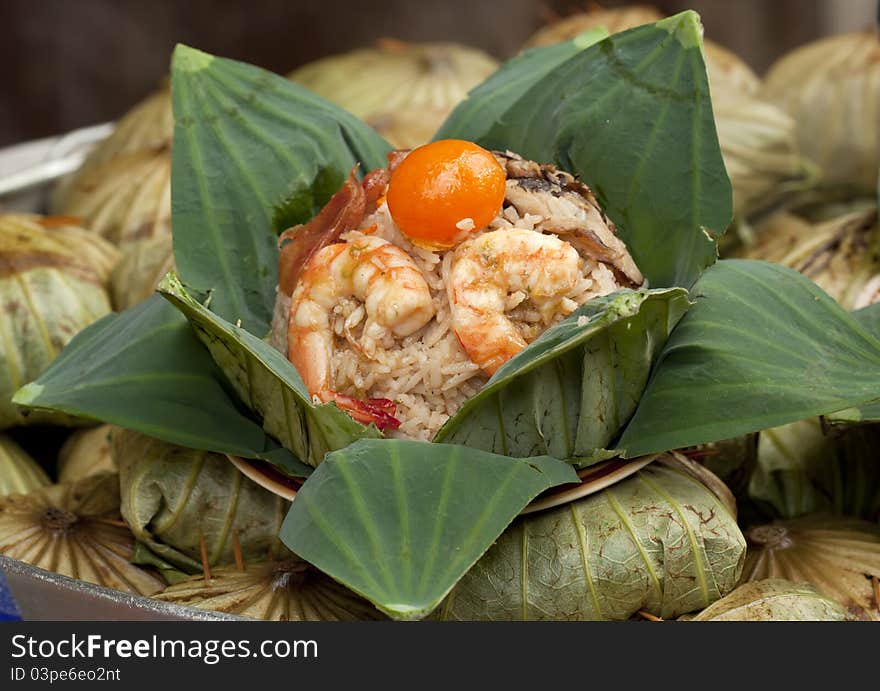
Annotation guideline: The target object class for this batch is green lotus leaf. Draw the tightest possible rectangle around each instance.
[115,428,290,573]
[827,302,880,424]
[438,456,745,620]
[438,10,732,289]
[159,273,380,468]
[435,28,608,143]
[682,579,850,621]
[617,260,880,456]
[13,295,309,477]
[280,438,579,620]
[434,288,690,464]
[171,44,391,335]
[853,301,880,334]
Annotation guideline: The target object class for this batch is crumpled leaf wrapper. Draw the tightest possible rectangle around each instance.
[114,429,290,573]
[289,40,498,149]
[54,148,171,248]
[712,97,815,217]
[155,558,386,621]
[0,214,118,428]
[438,454,746,620]
[761,30,879,196]
[742,516,880,621]
[52,148,174,311]
[748,419,880,522]
[526,6,667,49]
[57,424,116,484]
[50,80,172,213]
[50,79,175,311]
[682,579,851,621]
[0,473,165,596]
[739,206,880,311]
[0,434,50,497]
[77,82,173,173]
[111,232,175,309]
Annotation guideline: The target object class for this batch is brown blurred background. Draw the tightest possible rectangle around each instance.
[0,0,876,148]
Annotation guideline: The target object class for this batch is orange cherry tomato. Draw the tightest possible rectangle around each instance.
[386,139,506,250]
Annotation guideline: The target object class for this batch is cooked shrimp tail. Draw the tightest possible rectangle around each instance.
[329,393,401,430]
[288,234,435,430]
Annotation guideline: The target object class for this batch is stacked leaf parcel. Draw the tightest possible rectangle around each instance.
[5,11,880,621]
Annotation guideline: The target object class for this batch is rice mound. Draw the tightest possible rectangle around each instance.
[270,152,641,441]
[273,192,632,441]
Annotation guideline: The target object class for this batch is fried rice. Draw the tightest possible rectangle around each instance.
[271,152,641,440]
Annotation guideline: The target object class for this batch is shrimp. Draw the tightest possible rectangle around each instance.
[288,234,435,430]
[448,229,582,376]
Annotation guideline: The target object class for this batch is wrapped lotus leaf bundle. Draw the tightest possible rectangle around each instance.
[748,419,880,521]
[527,5,664,47]
[739,207,880,311]
[289,40,499,149]
[57,424,116,484]
[437,455,745,620]
[78,82,173,171]
[761,30,879,196]
[110,232,175,309]
[0,214,118,428]
[682,579,851,621]
[155,557,385,621]
[742,516,880,620]
[51,82,172,215]
[0,434,50,497]
[55,149,171,247]
[50,79,174,310]
[114,429,289,572]
[524,5,812,218]
[0,473,165,596]
[52,148,173,310]
[527,5,663,42]
[712,98,815,217]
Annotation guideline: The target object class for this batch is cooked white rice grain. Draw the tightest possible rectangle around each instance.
[311,200,632,440]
